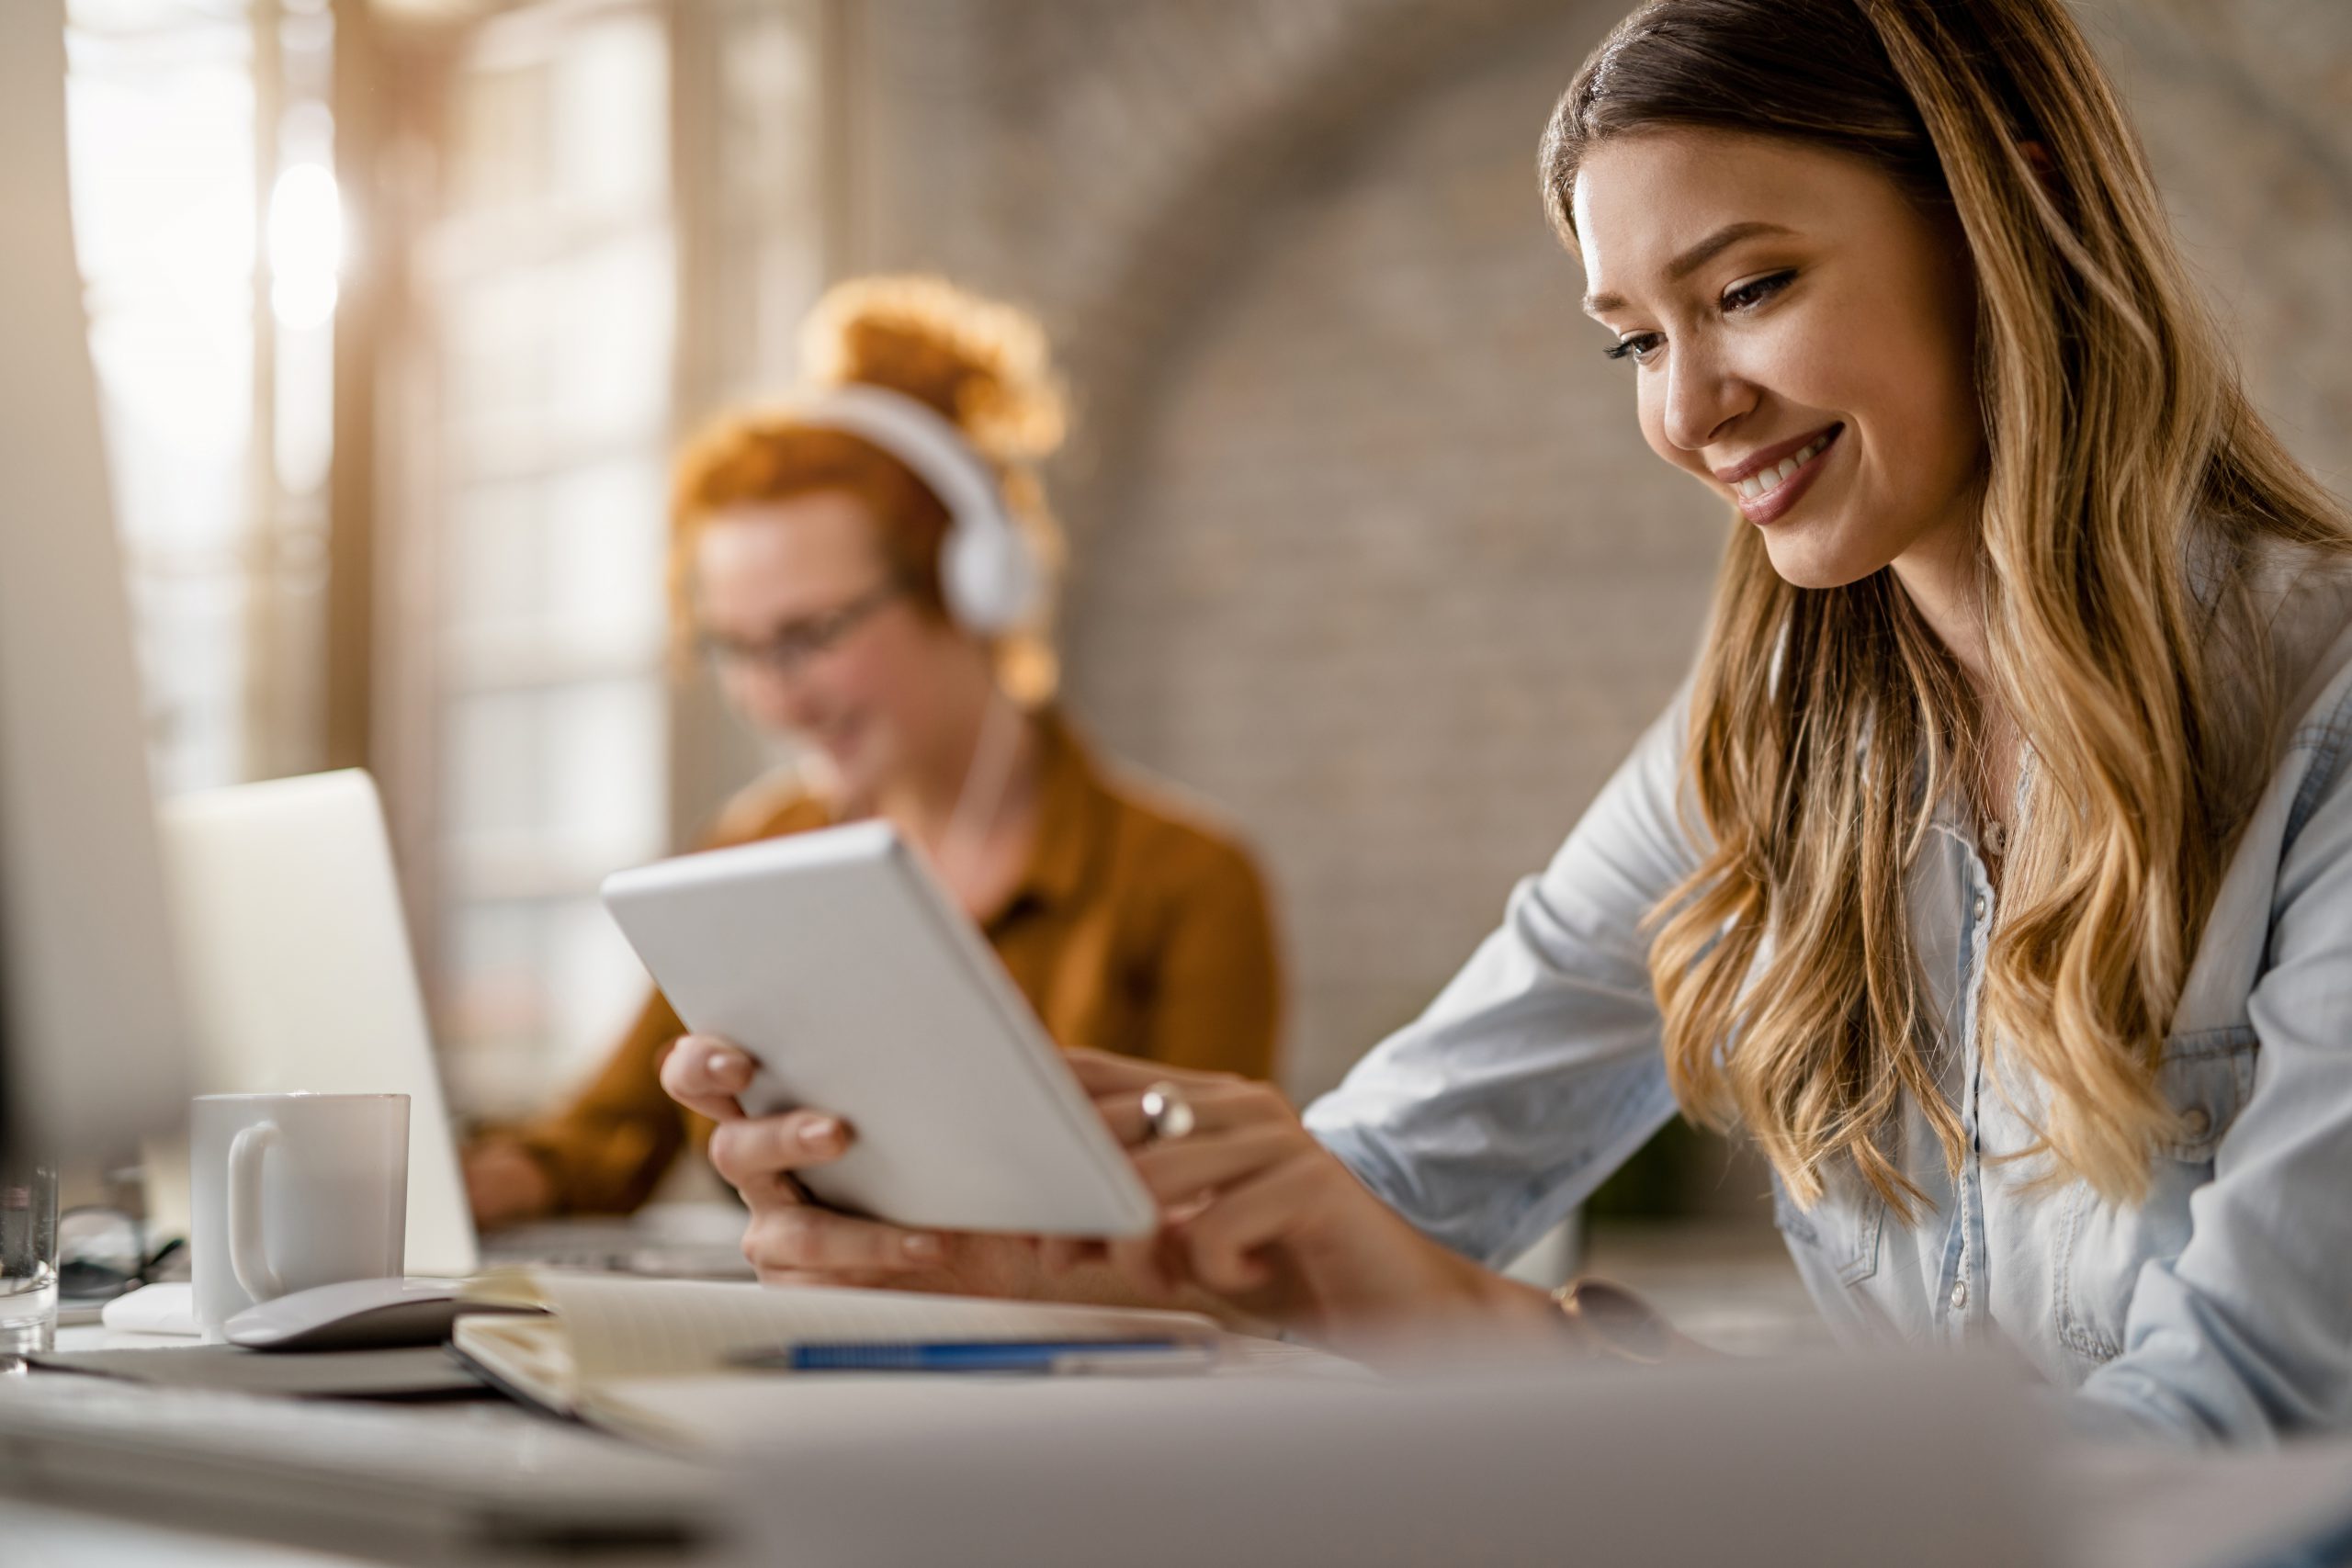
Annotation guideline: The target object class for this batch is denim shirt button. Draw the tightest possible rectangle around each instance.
[1950,1280,1969,1312]
[1972,892,1988,923]
[2181,1106,2212,1139]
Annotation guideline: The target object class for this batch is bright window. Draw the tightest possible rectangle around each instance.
[65,0,338,795]
[414,3,675,1115]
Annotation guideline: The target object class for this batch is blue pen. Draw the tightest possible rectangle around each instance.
[731,1338,1216,1374]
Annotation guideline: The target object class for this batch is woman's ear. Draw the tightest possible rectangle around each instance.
[2017,139,2058,191]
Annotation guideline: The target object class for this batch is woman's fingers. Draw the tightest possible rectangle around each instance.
[1080,1066,1314,1297]
[662,1040,951,1283]
[660,1034,756,1124]
[1132,1122,1307,1207]
[1036,1235,1091,1276]
[1168,1153,1335,1295]
[1102,1227,1182,1297]
[675,1038,1327,1301]
[741,1204,945,1278]
[1093,1076,1286,1149]
[1063,1049,1228,1094]
[706,1109,852,1204]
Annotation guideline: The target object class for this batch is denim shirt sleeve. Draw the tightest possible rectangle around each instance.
[2073,710,2352,1446]
[1304,688,1703,1267]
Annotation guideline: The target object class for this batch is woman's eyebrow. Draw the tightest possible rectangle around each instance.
[1582,220,1798,316]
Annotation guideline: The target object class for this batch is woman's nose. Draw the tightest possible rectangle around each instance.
[1658,345,1756,456]
[728,662,820,731]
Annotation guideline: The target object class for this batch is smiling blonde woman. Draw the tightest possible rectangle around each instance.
[662,1,2352,1443]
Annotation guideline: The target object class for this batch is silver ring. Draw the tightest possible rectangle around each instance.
[1138,1081,1197,1144]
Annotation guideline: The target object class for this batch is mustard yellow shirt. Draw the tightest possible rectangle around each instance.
[503,712,1283,1215]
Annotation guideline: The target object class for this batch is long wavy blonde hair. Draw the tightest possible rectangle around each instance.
[1540,0,2352,1212]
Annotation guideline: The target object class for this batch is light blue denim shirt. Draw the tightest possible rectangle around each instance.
[1306,550,2352,1447]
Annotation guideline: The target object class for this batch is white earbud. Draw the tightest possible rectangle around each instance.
[784,384,1042,635]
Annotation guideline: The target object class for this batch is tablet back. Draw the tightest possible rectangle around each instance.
[601,821,1157,1237]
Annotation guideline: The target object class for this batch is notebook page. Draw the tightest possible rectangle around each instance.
[581,1335,1369,1453]
[531,1272,1219,1381]
[455,1315,581,1410]
[580,1369,1184,1452]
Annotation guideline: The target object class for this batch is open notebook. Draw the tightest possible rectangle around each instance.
[455,1269,1230,1450]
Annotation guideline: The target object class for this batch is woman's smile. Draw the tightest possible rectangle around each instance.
[1718,422,1842,525]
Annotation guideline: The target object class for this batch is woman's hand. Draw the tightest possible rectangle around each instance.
[660,1033,1048,1296]
[1061,1051,1561,1354]
[462,1138,557,1231]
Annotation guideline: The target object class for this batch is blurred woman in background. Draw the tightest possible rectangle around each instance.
[464,276,1281,1230]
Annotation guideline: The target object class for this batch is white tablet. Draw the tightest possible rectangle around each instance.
[600,821,1158,1237]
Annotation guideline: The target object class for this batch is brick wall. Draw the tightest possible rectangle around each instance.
[1059,13,1721,1100]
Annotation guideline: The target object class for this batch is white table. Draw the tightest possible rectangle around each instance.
[2,1326,727,1567]
[0,1493,373,1568]
[14,1298,2352,1568]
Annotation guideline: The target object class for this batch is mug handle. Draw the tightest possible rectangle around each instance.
[227,1121,286,1303]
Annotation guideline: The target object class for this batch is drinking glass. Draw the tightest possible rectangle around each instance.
[0,1162,59,1358]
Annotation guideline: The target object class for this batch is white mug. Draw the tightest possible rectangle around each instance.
[189,1092,409,1336]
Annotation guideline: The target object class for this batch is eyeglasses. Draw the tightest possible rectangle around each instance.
[57,1205,184,1303]
[698,581,904,681]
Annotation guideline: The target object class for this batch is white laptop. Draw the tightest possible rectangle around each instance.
[153,771,476,1278]
[147,768,752,1289]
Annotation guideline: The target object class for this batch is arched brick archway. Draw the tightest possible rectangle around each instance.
[1058,6,1714,1096]
[855,0,1640,1093]
[1037,0,1594,526]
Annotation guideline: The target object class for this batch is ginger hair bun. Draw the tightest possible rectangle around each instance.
[799,275,1068,463]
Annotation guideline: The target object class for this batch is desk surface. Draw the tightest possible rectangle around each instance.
[0,1493,720,1568]
[0,1494,372,1567]
[6,1324,727,1568]
[16,1285,2352,1568]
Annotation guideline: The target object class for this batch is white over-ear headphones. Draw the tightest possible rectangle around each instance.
[785,383,1043,635]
